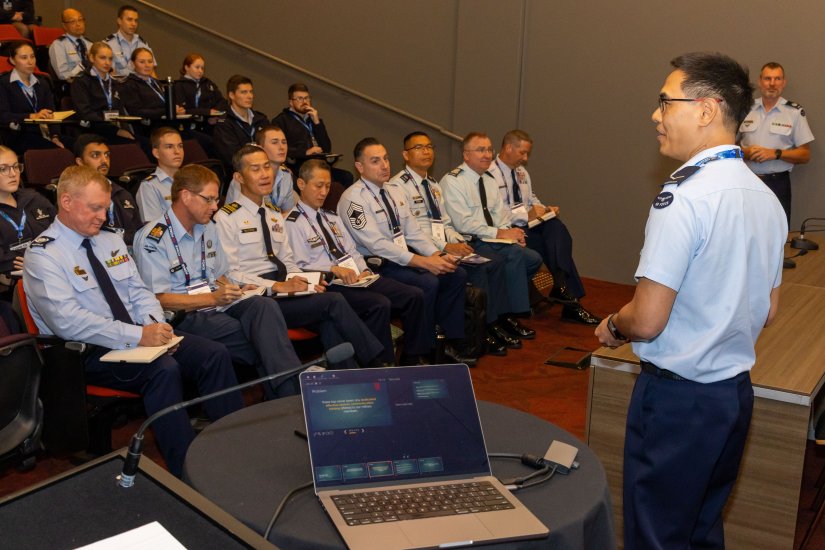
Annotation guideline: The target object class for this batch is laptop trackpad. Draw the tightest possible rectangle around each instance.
[399,514,494,548]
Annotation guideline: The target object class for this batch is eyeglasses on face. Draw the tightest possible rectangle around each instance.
[464,147,495,154]
[194,193,219,205]
[658,94,723,113]
[405,144,435,152]
[0,163,24,176]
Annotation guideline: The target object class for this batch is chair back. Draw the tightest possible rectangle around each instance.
[32,26,64,47]
[107,142,153,178]
[0,24,28,43]
[23,148,75,189]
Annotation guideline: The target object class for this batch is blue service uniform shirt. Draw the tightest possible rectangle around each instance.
[48,34,93,81]
[337,178,439,265]
[103,31,154,78]
[23,218,162,349]
[284,200,369,272]
[133,208,225,294]
[739,97,815,174]
[487,157,543,226]
[225,164,296,211]
[632,145,787,383]
[136,167,174,223]
[440,162,512,239]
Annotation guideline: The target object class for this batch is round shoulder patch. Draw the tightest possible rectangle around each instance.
[653,192,674,209]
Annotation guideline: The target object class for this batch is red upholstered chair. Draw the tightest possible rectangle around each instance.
[0,24,27,43]
[31,26,64,47]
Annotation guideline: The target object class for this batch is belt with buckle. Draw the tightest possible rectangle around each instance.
[640,360,687,381]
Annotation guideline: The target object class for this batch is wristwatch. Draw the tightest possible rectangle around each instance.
[775,149,782,160]
[607,314,628,341]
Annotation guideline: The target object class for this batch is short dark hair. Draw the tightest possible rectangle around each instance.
[6,40,33,61]
[502,129,532,148]
[130,46,152,63]
[760,61,784,76]
[670,52,754,132]
[298,159,330,184]
[150,126,180,149]
[288,83,309,99]
[117,5,138,18]
[462,132,490,149]
[403,131,430,149]
[171,164,217,202]
[73,134,107,159]
[232,143,267,173]
[353,137,382,161]
[226,74,252,95]
[254,125,285,146]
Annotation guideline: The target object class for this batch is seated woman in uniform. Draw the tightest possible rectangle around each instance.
[0,41,65,154]
[173,53,227,133]
[70,41,135,143]
[120,47,185,140]
[0,146,55,277]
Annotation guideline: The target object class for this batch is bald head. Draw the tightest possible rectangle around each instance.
[62,8,86,37]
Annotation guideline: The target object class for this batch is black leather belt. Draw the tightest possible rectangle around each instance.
[756,171,790,181]
[640,360,687,381]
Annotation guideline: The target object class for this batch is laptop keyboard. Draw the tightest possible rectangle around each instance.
[331,481,515,526]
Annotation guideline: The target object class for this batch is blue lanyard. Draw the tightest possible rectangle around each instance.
[95,72,113,109]
[107,202,116,227]
[0,209,26,240]
[495,160,513,205]
[694,148,743,166]
[406,170,441,221]
[363,181,400,233]
[164,213,207,286]
[296,203,344,262]
[233,110,255,140]
[16,80,37,112]
[194,80,201,107]
[145,77,164,102]
[289,111,315,137]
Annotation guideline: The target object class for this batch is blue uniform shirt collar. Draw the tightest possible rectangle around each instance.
[673,145,742,180]
[297,199,319,215]
[116,30,138,47]
[153,166,174,184]
[361,178,383,193]
[164,207,204,242]
[403,165,425,186]
[53,216,92,251]
[235,192,265,213]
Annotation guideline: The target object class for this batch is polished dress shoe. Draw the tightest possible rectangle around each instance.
[549,284,579,305]
[561,305,601,326]
[484,334,508,356]
[500,316,536,340]
[444,344,478,367]
[489,324,522,349]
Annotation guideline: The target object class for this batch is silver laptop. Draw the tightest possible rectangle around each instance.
[299,364,549,550]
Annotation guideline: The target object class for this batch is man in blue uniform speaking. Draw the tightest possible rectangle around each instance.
[595,53,787,549]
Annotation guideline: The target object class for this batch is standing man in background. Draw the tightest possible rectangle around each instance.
[739,62,814,223]
[596,53,786,549]
[104,5,154,79]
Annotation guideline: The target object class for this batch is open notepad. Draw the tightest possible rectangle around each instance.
[100,336,184,363]
[216,286,266,312]
[331,273,380,288]
[274,271,322,297]
[527,210,557,228]
[24,110,75,123]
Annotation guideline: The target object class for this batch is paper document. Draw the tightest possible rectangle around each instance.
[25,110,75,122]
[100,336,184,363]
[459,254,492,265]
[275,272,322,297]
[74,521,186,550]
[331,273,380,288]
[481,238,517,245]
[527,211,557,228]
[216,285,266,312]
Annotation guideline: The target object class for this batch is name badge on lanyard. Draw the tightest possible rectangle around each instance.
[431,220,446,243]
[336,253,361,275]
[3,1,12,12]
[392,231,407,250]
[9,239,31,252]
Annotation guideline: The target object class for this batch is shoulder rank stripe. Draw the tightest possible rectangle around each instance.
[400,173,412,182]
[146,223,168,242]
[265,201,280,212]
[220,202,241,215]
[285,210,300,222]
[448,167,463,177]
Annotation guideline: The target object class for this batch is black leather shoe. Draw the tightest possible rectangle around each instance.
[484,334,508,356]
[444,344,478,367]
[489,325,522,349]
[549,284,579,305]
[500,316,536,340]
[561,305,601,326]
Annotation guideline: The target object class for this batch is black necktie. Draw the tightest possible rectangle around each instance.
[420,179,442,220]
[258,207,287,281]
[478,177,494,227]
[379,188,400,232]
[317,212,344,259]
[81,238,133,324]
[76,38,87,64]
[511,169,522,204]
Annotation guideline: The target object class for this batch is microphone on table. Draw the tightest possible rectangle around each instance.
[117,342,354,488]
[790,218,825,250]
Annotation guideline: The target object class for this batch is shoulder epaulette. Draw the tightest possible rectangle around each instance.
[30,236,54,248]
[400,172,412,183]
[322,208,337,216]
[104,33,116,41]
[279,164,292,174]
[146,223,167,242]
[220,202,241,215]
[57,35,69,41]
[265,201,280,212]
[448,167,463,177]
[100,226,117,233]
[285,210,300,222]
[785,100,803,110]
[142,174,157,182]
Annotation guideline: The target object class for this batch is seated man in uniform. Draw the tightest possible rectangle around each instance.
[23,165,242,477]
[488,130,599,325]
[440,132,543,334]
[212,75,269,174]
[286,159,429,366]
[272,83,353,188]
[388,131,531,355]
[137,126,184,223]
[103,4,154,80]
[74,134,143,246]
[337,137,471,365]
[49,8,93,84]
[132,164,315,399]
[214,145,385,368]
[225,125,295,210]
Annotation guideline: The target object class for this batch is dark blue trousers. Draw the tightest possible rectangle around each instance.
[329,276,428,361]
[84,332,243,477]
[461,254,509,324]
[525,218,585,298]
[473,241,541,314]
[381,261,467,344]
[178,296,303,399]
[623,369,753,550]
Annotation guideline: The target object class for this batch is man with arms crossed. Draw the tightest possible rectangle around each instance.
[24,166,242,477]
[596,53,786,549]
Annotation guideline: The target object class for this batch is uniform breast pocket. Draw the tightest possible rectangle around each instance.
[374,209,388,225]
[769,117,793,136]
[107,262,133,282]
[739,118,757,133]
[69,269,100,293]
[238,229,259,245]
[270,229,286,243]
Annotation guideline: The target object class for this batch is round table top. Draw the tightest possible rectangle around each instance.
[184,397,616,549]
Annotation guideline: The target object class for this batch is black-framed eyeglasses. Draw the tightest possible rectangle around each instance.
[0,163,24,176]
[658,94,723,113]
[404,144,435,152]
[195,193,219,205]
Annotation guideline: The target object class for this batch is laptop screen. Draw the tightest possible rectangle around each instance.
[300,364,491,490]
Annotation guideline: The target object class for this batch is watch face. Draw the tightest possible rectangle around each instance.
[775,149,782,159]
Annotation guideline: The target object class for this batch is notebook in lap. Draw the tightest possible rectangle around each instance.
[300,364,549,550]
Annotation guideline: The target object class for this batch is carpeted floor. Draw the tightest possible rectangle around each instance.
[1,276,823,548]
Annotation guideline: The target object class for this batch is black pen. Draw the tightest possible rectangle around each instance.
[148,314,160,323]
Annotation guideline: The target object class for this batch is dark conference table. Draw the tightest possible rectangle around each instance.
[184,396,616,549]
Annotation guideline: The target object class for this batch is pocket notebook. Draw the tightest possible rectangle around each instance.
[300,364,548,550]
